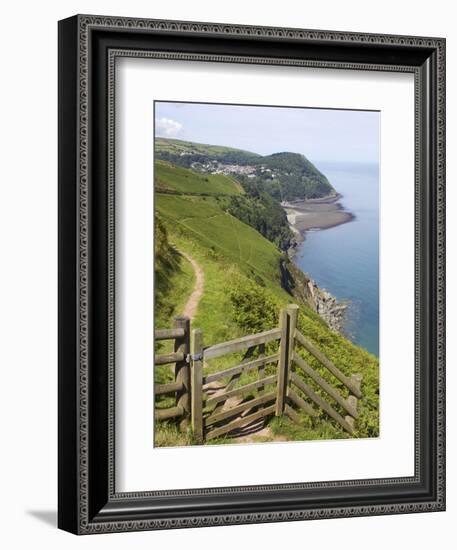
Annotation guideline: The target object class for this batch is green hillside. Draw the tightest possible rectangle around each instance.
[155,160,293,250]
[154,216,195,329]
[154,157,379,447]
[156,194,281,290]
[155,160,243,196]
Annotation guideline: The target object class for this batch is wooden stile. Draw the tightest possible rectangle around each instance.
[154,304,362,442]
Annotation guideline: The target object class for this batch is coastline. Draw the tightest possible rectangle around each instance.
[282,193,354,238]
[283,193,354,334]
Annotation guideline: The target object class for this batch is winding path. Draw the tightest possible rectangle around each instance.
[178,248,285,442]
[179,249,204,320]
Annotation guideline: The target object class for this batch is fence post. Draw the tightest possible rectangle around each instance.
[190,329,204,444]
[276,304,299,417]
[276,308,289,416]
[286,304,299,366]
[174,316,190,430]
[345,373,363,430]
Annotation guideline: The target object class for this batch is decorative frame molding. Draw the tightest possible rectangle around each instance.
[58,14,445,534]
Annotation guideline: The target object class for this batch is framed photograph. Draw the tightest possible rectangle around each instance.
[58,14,446,534]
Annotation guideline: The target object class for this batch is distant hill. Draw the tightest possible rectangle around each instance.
[155,138,335,201]
[155,138,261,164]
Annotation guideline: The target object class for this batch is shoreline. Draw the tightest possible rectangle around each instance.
[282,193,353,334]
[282,193,354,243]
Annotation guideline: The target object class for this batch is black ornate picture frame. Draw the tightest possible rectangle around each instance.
[58,14,446,534]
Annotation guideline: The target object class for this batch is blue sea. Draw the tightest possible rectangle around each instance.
[294,162,379,356]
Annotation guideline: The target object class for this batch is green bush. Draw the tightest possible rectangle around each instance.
[228,276,279,333]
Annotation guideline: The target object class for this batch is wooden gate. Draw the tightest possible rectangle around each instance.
[190,326,281,443]
[154,305,363,443]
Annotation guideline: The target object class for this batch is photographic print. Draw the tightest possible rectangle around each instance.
[154,101,380,447]
[59,17,445,532]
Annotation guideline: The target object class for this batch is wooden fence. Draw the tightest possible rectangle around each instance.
[154,305,362,443]
[154,316,190,425]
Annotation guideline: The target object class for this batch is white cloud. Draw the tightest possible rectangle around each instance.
[156,117,183,137]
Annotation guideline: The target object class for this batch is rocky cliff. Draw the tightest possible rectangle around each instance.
[280,256,347,333]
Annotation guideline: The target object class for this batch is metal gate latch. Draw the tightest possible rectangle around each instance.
[187,353,203,362]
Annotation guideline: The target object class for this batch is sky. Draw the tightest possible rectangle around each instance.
[155,101,380,165]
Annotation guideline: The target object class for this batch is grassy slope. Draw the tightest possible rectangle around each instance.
[154,241,195,368]
[154,251,195,329]
[154,162,379,446]
[155,160,243,196]
[156,195,282,292]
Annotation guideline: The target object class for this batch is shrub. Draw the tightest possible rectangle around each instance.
[228,276,279,333]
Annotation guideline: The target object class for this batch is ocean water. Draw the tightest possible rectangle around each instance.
[294,162,379,356]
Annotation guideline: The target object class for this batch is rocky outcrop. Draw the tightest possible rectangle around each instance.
[280,256,347,333]
[306,280,348,333]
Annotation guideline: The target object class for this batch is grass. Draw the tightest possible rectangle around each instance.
[155,194,282,292]
[154,245,195,367]
[154,248,195,329]
[154,422,194,447]
[155,160,243,196]
[154,161,379,446]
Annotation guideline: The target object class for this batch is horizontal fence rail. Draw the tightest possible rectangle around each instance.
[155,405,184,421]
[294,329,362,398]
[206,405,276,441]
[154,305,364,442]
[205,391,276,427]
[205,375,276,407]
[154,351,185,366]
[155,327,185,341]
[203,328,281,360]
[154,316,190,426]
[292,352,358,418]
[154,381,184,396]
[203,354,279,385]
